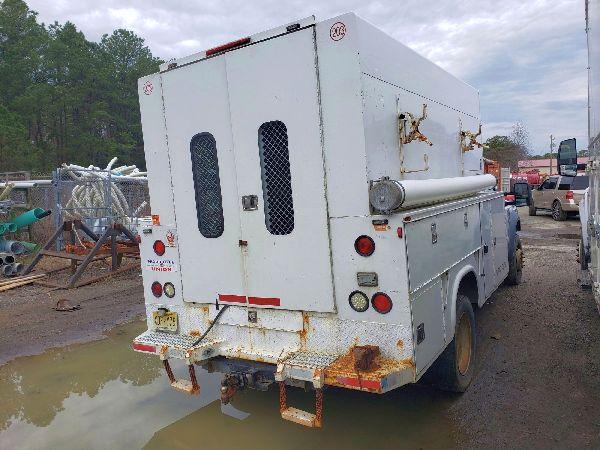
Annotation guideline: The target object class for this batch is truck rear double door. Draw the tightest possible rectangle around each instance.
[160,27,335,312]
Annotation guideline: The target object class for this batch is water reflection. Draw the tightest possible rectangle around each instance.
[0,320,460,449]
[0,320,221,449]
[146,383,459,450]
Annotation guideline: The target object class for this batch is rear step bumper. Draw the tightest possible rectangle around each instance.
[132,331,415,393]
[133,330,415,427]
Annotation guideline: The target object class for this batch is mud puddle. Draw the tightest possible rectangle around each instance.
[0,320,460,449]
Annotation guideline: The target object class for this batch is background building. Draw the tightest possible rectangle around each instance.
[517,156,589,175]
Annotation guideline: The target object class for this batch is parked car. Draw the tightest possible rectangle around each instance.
[529,175,589,220]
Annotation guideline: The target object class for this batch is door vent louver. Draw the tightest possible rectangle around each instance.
[190,132,224,238]
[258,121,295,235]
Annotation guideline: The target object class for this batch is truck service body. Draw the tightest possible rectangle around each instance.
[133,13,522,426]
[579,0,600,312]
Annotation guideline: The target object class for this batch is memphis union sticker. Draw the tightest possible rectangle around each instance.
[145,258,178,272]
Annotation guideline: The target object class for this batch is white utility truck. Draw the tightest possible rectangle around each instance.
[133,13,523,427]
[561,0,599,313]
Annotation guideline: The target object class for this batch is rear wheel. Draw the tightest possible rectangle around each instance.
[552,200,567,221]
[505,236,523,285]
[427,294,476,392]
[528,201,537,216]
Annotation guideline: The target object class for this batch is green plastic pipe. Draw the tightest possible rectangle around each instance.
[0,222,17,235]
[11,208,51,230]
[19,241,38,253]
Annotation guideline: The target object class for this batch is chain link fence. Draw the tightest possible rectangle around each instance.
[2,169,150,249]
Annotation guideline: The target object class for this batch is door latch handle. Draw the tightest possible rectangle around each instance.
[242,195,258,211]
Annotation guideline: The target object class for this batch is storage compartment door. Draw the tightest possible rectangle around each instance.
[479,200,496,298]
[411,280,445,374]
[491,197,509,282]
[225,28,335,312]
[161,58,245,303]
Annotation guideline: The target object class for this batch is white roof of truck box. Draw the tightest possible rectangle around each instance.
[157,13,478,119]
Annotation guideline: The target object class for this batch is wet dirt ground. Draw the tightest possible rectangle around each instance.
[0,261,145,366]
[0,207,598,449]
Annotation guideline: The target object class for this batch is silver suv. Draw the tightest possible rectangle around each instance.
[529,175,589,220]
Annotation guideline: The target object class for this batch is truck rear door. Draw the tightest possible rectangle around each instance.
[225,28,334,312]
[161,57,246,304]
[161,27,334,312]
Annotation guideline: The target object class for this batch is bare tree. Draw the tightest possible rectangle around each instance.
[510,122,531,157]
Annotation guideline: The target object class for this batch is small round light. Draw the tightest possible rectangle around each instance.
[151,281,163,298]
[153,240,166,256]
[371,292,392,314]
[369,179,405,212]
[354,235,375,257]
[163,282,176,298]
[349,291,369,312]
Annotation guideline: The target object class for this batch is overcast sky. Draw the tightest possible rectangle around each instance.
[27,0,589,154]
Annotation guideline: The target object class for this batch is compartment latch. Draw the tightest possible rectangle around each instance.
[242,195,258,211]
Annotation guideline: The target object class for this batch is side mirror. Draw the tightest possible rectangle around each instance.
[558,138,577,175]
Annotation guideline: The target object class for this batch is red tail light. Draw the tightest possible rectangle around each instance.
[151,281,163,298]
[371,292,392,314]
[355,235,375,257]
[153,240,166,256]
[566,190,574,200]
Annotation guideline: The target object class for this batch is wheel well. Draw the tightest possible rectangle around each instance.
[457,271,478,304]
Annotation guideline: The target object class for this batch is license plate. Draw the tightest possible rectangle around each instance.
[152,311,178,332]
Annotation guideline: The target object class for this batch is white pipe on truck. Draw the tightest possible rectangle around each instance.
[369,174,497,212]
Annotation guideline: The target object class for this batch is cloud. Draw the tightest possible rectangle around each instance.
[27,0,588,154]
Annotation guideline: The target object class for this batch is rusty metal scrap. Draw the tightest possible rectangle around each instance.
[399,104,433,147]
[460,124,484,153]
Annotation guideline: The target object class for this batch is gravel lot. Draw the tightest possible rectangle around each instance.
[0,206,598,448]
[451,207,600,448]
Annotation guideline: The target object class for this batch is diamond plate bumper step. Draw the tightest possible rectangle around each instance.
[132,331,220,396]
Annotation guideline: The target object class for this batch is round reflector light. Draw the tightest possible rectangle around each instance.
[354,235,375,257]
[371,292,392,314]
[153,240,166,256]
[151,281,163,298]
[369,179,405,212]
[163,282,176,298]
[349,291,369,312]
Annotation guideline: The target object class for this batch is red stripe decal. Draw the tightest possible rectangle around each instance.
[336,376,381,391]
[218,294,247,303]
[132,342,156,353]
[248,296,281,306]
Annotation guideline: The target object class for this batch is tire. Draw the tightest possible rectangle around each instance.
[426,294,476,392]
[528,201,537,216]
[505,236,523,285]
[579,238,588,271]
[551,200,567,221]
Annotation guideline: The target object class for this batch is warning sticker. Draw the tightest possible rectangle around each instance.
[166,230,177,248]
[330,22,346,41]
[144,258,178,273]
[143,80,153,95]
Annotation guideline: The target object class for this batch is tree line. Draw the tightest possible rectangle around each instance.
[0,0,161,173]
[0,0,545,175]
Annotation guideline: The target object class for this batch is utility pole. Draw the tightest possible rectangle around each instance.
[549,134,555,174]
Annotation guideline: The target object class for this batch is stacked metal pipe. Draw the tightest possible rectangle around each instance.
[0,208,48,277]
[0,253,23,276]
